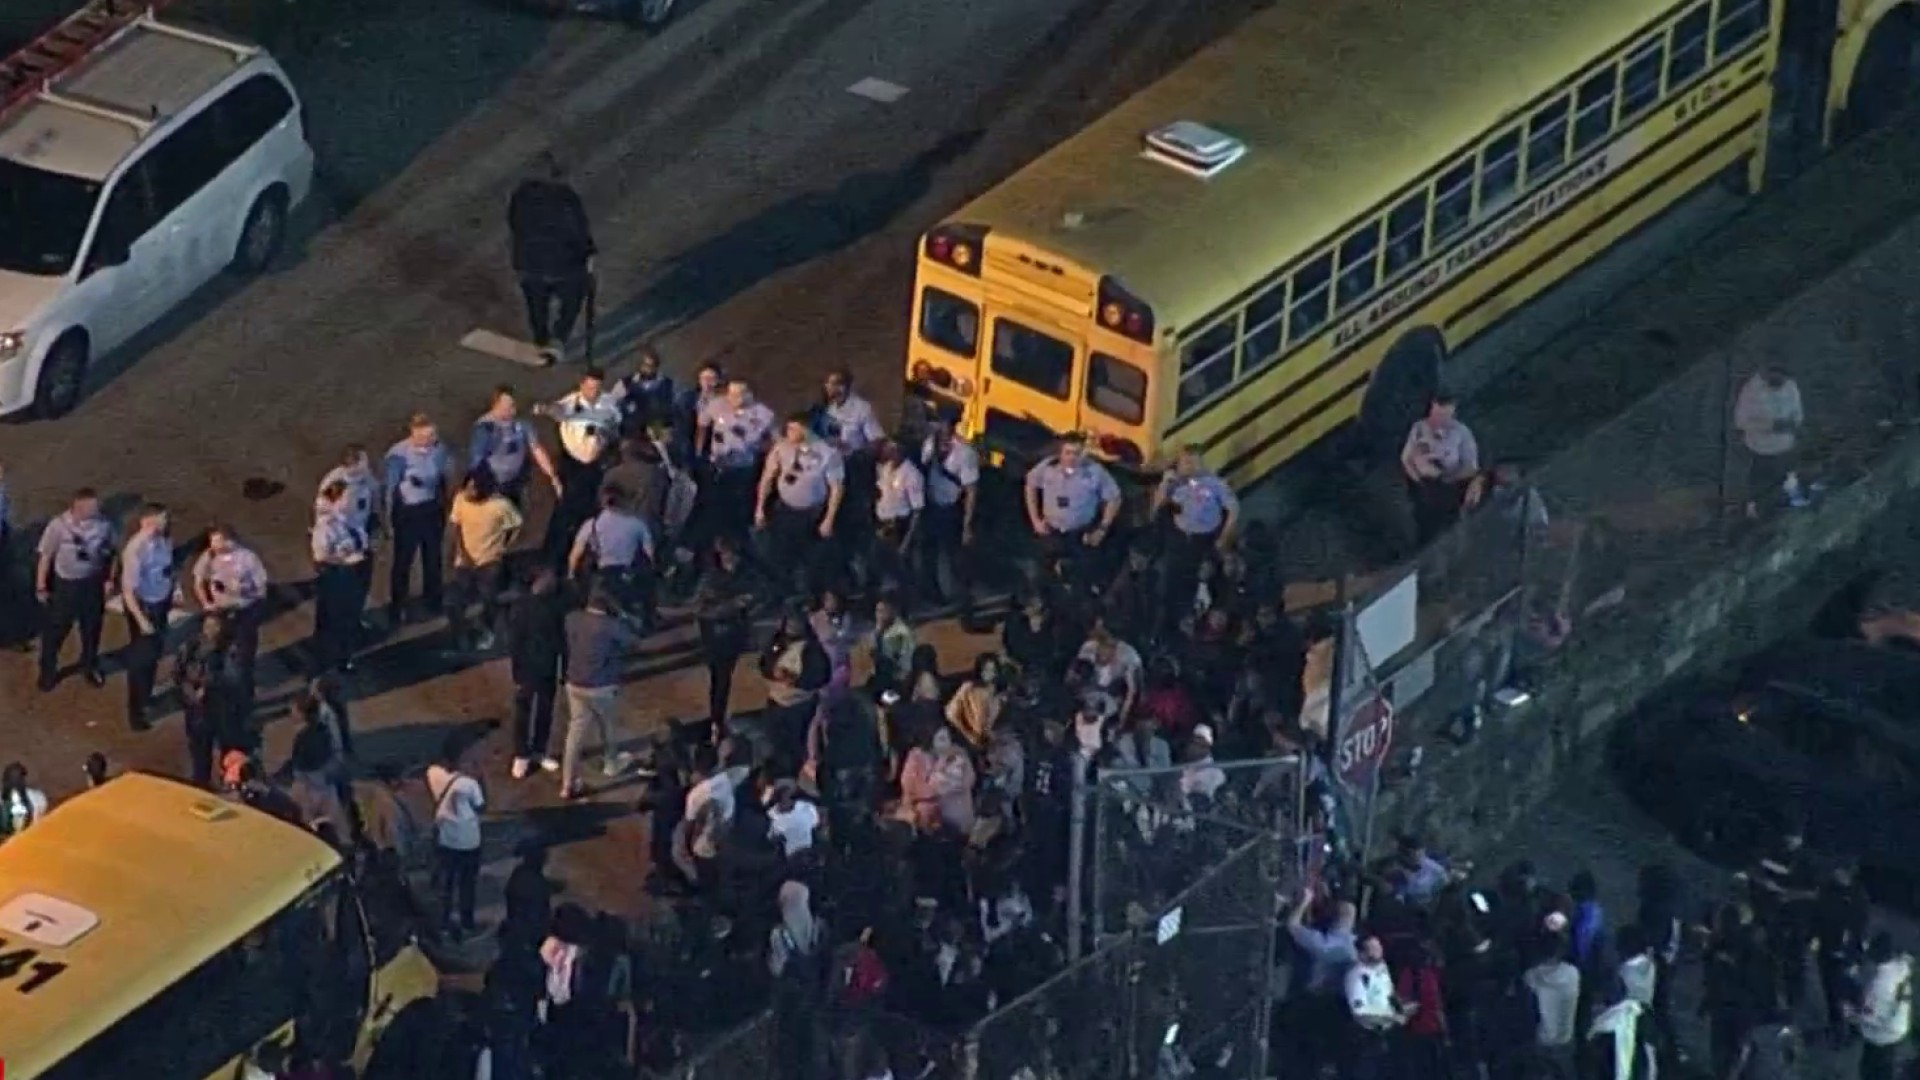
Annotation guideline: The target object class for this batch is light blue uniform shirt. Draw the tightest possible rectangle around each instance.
[469,416,536,485]
[193,544,268,610]
[874,459,925,522]
[921,436,981,508]
[574,508,652,569]
[384,439,453,508]
[311,510,369,565]
[1161,472,1238,535]
[38,511,113,581]
[701,398,776,471]
[766,438,844,510]
[1026,458,1120,532]
[816,393,886,454]
[315,463,379,532]
[119,532,175,605]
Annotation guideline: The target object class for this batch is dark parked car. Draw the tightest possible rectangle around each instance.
[514,0,675,26]
[1613,638,1920,900]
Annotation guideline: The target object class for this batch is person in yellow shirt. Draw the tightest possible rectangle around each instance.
[446,471,523,650]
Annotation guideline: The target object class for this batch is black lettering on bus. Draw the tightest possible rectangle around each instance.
[0,935,70,993]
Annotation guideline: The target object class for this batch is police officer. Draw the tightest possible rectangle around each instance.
[192,523,269,698]
[870,439,924,604]
[36,487,114,692]
[676,360,726,459]
[535,367,623,563]
[1024,434,1122,583]
[570,487,657,624]
[701,379,776,546]
[317,444,381,607]
[1153,445,1240,612]
[470,384,558,508]
[614,346,676,437]
[119,502,175,728]
[383,413,456,625]
[814,369,886,561]
[920,417,981,620]
[757,413,844,597]
[312,480,371,674]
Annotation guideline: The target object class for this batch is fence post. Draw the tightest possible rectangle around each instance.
[1093,767,1110,945]
[1067,752,1089,961]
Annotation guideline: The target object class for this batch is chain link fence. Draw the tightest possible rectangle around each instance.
[964,833,1285,1080]
[1087,756,1305,946]
[649,1009,779,1080]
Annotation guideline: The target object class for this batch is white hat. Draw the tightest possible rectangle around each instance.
[1193,724,1215,745]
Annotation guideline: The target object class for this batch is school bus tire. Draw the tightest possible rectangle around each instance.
[1354,326,1446,464]
[1839,4,1920,141]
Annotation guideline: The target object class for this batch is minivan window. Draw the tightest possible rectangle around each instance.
[145,108,235,222]
[0,160,102,276]
[219,75,295,152]
[87,163,159,271]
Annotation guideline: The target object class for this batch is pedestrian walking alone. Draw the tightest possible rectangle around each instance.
[508,151,596,366]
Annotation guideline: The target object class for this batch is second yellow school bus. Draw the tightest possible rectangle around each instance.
[904,0,1919,486]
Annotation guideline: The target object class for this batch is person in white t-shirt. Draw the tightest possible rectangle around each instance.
[426,736,487,939]
[1077,628,1143,719]
[0,762,50,840]
[766,778,822,857]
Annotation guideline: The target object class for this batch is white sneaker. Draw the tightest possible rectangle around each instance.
[510,757,530,780]
[603,751,635,777]
[539,756,561,773]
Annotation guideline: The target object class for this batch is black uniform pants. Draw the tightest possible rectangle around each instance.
[764,501,826,598]
[699,622,747,727]
[919,502,972,613]
[312,562,366,671]
[513,675,559,759]
[1040,526,1103,589]
[185,704,219,787]
[1407,476,1466,547]
[389,501,445,618]
[40,573,106,683]
[123,598,172,722]
[704,466,758,550]
[518,271,589,349]
[868,518,914,605]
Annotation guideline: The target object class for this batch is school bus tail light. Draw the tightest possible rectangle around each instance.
[1098,276,1155,344]
[925,224,987,276]
[1094,432,1144,465]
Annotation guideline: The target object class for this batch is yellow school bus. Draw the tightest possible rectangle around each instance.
[0,772,441,1079]
[905,0,1918,486]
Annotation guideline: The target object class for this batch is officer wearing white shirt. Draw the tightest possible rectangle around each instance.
[192,524,270,696]
[815,368,888,573]
[920,417,981,617]
[383,414,456,624]
[702,379,777,544]
[1400,392,1482,546]
[870,440,924,602]
[470,384,558,506]
[36,487,114,693]
[1024,434,1122,581]
[535,367,624,560]
[312,480,371,673]
[757,414,844,595]
[1344,936,1411,1080]
[120,503,175,729]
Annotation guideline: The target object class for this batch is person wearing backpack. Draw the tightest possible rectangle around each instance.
[427,735,487,941]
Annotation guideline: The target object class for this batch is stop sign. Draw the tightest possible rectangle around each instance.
[1336,692,1394,788]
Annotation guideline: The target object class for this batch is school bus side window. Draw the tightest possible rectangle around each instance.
[1178,318,1238,415]
[919,287,979,358]
[1087,352,1148,425]
[1242,278,1288,376]
[1713,0,1768,57]
[43,879,335,1079]
[1382,193,1427,279]
[1524,95,1571,185]
[1334,221,1380,312]
[1287,252,1334,342]
[1431,158,1475,244]
[1572,67,1619,154]
[1667,6,1711,87]
[1619,38,1665,121]
[1477,129,1521,217]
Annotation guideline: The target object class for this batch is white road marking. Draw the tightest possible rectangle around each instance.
[461,328,550,369]
[846,76,910,103]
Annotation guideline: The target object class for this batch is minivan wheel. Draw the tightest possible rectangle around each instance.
[233,189,288,274]
[33,336,88,419]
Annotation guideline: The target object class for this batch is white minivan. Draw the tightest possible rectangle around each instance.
[0,14,315,417]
